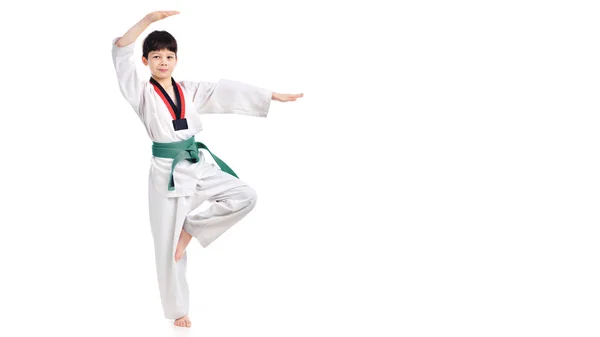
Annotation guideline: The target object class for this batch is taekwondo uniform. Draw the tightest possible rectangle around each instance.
[111,37,271,319]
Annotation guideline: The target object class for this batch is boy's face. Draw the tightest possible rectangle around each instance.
[142,49,178,80]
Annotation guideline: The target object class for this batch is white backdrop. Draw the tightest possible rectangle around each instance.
[1,0,599,336]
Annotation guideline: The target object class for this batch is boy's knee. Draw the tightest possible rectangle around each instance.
[245,186,258,206]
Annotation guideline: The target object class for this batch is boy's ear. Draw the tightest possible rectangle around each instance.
[141,56,148,66]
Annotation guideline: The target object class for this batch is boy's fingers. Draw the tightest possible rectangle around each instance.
[159,11,179,17]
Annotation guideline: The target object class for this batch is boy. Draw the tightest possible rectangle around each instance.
[112,10,303,328]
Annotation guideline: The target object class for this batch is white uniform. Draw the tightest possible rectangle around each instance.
[111,37,272,319]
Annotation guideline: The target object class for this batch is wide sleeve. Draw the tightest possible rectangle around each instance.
[111,37,145,114]
[180,79,272,117]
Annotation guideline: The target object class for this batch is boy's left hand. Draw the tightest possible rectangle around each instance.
[272,93,304,102]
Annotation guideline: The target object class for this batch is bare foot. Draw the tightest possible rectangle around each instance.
[174,314,191,328]
[175,228,193,262]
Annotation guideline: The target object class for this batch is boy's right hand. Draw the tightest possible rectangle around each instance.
[144,11,180,23]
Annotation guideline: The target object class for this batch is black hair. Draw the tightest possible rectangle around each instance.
[142,30,178,59]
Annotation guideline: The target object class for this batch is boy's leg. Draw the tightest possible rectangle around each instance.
[146,168,257,319]
[148,182,199,320]
[183,168,258,248]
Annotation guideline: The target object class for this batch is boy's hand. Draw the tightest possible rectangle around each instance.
[144,11,180,23]
[272,93,304,102]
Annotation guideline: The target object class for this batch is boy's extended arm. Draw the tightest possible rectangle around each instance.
[181,80,304,118]
[181,80,272,117]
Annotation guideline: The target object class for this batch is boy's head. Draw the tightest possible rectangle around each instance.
[142,30,178,81]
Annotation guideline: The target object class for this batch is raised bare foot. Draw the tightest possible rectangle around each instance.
[175,228,193,262]
[174,314,191,328]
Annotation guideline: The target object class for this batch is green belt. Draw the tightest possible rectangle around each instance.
[152,136,238,191]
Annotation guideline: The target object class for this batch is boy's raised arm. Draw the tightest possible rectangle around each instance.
[112,11,180,114]
[115,11,179,47]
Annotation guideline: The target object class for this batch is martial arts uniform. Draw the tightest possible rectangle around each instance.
[111,38,271,319]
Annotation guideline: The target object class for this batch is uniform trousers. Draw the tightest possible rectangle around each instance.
[148,167,257,319]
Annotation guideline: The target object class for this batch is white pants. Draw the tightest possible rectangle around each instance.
[148,167,258,319]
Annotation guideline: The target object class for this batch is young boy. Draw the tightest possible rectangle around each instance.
[112,11,303,328]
